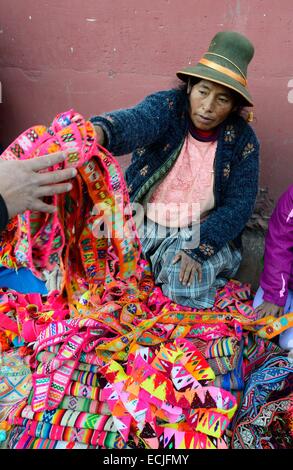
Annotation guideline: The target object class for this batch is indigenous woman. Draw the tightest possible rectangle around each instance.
[91,31,259,309]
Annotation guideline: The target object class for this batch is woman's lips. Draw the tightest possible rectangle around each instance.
[197,114,213,123]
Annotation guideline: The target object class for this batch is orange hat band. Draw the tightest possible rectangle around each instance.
[198,57,247,87]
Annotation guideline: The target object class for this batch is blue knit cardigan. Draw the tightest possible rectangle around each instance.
[90,88,259,264]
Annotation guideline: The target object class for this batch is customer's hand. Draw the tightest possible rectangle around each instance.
[255,301,284,318]
[0,152,77,218]
[172,250,202,286]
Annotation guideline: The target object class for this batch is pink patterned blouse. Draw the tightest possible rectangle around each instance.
[147,133,217,227]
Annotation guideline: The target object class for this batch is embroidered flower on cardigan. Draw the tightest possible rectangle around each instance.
[224,125,236,143]
[136,147,146,157]
[140,165,149,177]
[163,143,171,152]
[199,243,215,257]
[128,183,133,193]
[166,98,174,109]
[242,143,255,159]
[223,164,231,178]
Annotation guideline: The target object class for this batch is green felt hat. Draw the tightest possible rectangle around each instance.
[177,31,254,106]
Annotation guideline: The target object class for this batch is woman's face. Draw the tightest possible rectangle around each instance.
[189,79,236,130]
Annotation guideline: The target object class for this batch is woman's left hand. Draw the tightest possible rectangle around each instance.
[172,250,202,286]
[255,301,284,318]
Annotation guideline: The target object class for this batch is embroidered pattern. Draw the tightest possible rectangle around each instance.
[136,148,146,157]
[224,125,236,143]
[223,164,231,179]
[140,165,149,177]
[199,243,215,257]
[242,143,255,159]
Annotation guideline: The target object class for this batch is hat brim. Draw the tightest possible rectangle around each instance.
[177,63,253,107]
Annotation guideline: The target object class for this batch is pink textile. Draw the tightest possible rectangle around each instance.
[147,134,216,227]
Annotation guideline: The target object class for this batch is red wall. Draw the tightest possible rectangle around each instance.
[0,0,293,200]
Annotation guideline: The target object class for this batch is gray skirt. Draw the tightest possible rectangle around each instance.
[138,218,242,309]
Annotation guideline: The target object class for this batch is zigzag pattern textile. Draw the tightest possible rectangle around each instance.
[6,333,237,449]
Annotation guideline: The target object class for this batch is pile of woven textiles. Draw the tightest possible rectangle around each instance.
[0,110,292,449]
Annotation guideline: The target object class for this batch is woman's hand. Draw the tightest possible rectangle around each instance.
[0,152,77,218]
[255,301,284,318]
[172,250,202,286]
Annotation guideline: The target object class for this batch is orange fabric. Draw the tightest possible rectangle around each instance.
[199,58,247,87]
